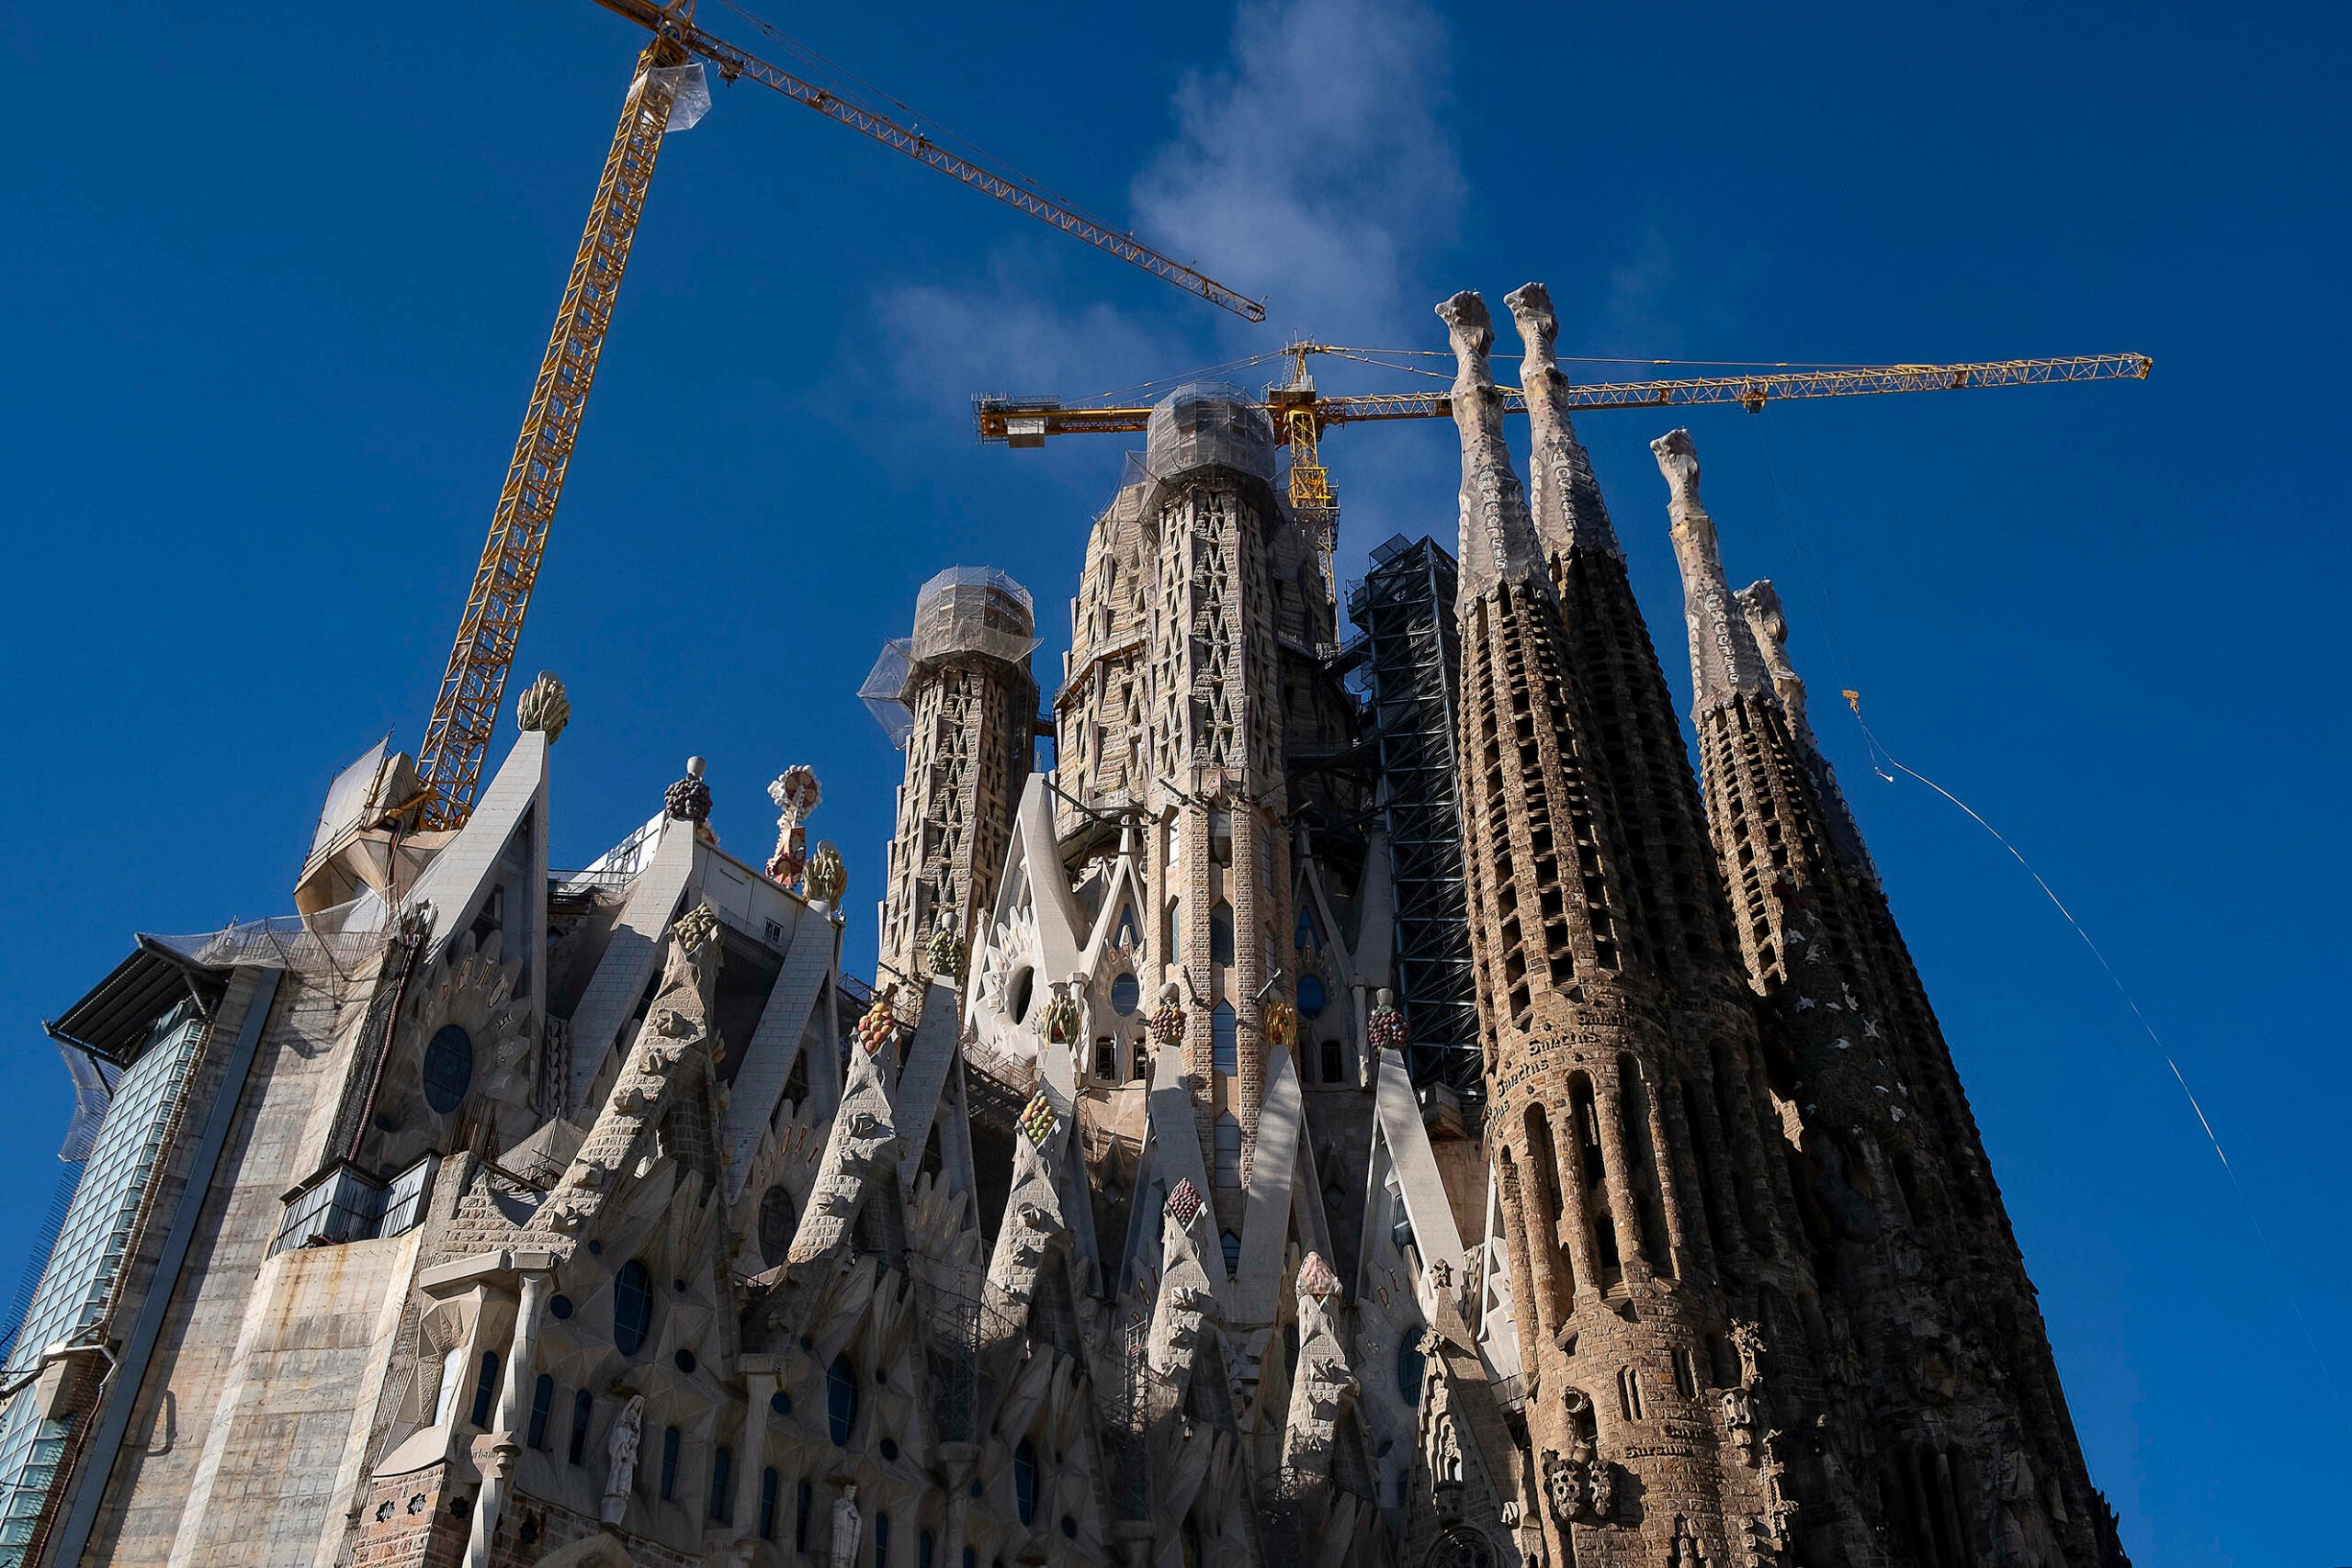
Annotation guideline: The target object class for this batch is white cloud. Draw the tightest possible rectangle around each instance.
[1132,0,1462,343]
[871,0,1463,412]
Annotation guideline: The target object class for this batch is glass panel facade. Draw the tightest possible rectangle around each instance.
[0,1003,206,1562]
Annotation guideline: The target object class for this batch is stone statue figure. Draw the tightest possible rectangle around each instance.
[600,1394,644,1524]
[1729,1318,1767,1389]
[830,1483,862,1568]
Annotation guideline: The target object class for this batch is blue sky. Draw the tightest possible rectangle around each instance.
[3,1,2345,1558]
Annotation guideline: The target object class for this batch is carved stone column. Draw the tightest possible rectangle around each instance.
[736,1355,780,1542]
[938,1441,979,1568]
[1549,1106,1602,1310]
[1592,1084,1652,1284]
[464,1257,552,1568]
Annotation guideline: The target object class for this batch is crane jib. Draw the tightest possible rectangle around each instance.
[416,8,1269,831]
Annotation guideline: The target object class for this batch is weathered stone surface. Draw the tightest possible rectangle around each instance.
[25,291,2126,1568]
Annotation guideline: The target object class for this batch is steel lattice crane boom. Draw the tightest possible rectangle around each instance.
[975,344,2154,600]
[414,4,1263,830]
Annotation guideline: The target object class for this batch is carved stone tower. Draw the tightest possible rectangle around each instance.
[1052,386,1354,1188]
[1661,429,2127,1568]
[867,566,1039,991]
[1442,289,1801,1568]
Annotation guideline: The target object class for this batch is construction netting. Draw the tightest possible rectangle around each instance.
[639,62,710,132]
[862,568,1038,747]
[859,637,918,749]
[910,566,1037,666]
[150,893,387,980]
[1143,382,1276,485]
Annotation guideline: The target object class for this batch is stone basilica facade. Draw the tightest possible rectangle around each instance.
[0,287,2128,1568]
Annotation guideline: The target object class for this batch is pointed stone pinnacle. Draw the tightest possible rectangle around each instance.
[1505,281,1623,562]
[1437,289,1547,599]
[1655,427,1770,710]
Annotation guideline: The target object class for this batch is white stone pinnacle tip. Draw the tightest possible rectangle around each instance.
[686,755,707,777]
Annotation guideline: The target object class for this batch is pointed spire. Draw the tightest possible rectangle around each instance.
[1737,579,1881,886]
[1504,283,1623,562]
[1438,290,1548,598]
[1653,428,1770,711]
[1735,581,1813,738]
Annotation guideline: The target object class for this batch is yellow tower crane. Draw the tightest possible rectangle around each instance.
[977,344,2154,597]
[413,0,1264,829]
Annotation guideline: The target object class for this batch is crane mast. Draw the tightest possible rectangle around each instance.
[415,36,688,829]
[413,4,1263,830]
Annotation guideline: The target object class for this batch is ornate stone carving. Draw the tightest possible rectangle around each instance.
[1282,1249,1357,1479]
[984,1089,1068,1338]
[1437,290,1548,594]
[1148,984,1185,1051]
[1720,1384,1758,1466]
[923,916,966,981]
[1148,1180,1216,1382]
[537,902,722,1234]
[1729,1318,1767,1389]
[805,840,846,906]
[514,671,570,743]
[600,1393,644,1524]
[664,756,711,823]
[1995,1432,2065,1568]
[1503,281,1623,563]
[1368,988,1408,1054]
[1543,1389,1614,1523]
[1036,987,1080,1045]
[854,987,901,1057]
[1747,1434,1797,1567]
[766,764,820,887]
[786,1022,899,1265]
[1263,998,1297,1049]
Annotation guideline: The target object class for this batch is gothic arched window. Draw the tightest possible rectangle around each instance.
[1396,1337,1426,1406]
[710,1445,733,1524]
[1212,1004,1238,1075]
[468,1351,499,1427]
[526,1373,554,1450]
[827,1354,859,1446]
[613,1260,652,1355]
[568,1391,593,1464]
[423,1024,473,1113]
[1210,903,1236,965]
[1296,973,1326,1018]
[1013,1438,1039,1524]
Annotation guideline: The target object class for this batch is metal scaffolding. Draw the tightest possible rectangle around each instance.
[1348,535,1483,1108]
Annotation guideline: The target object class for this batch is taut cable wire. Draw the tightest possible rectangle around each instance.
[1841,689,2346,1422]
